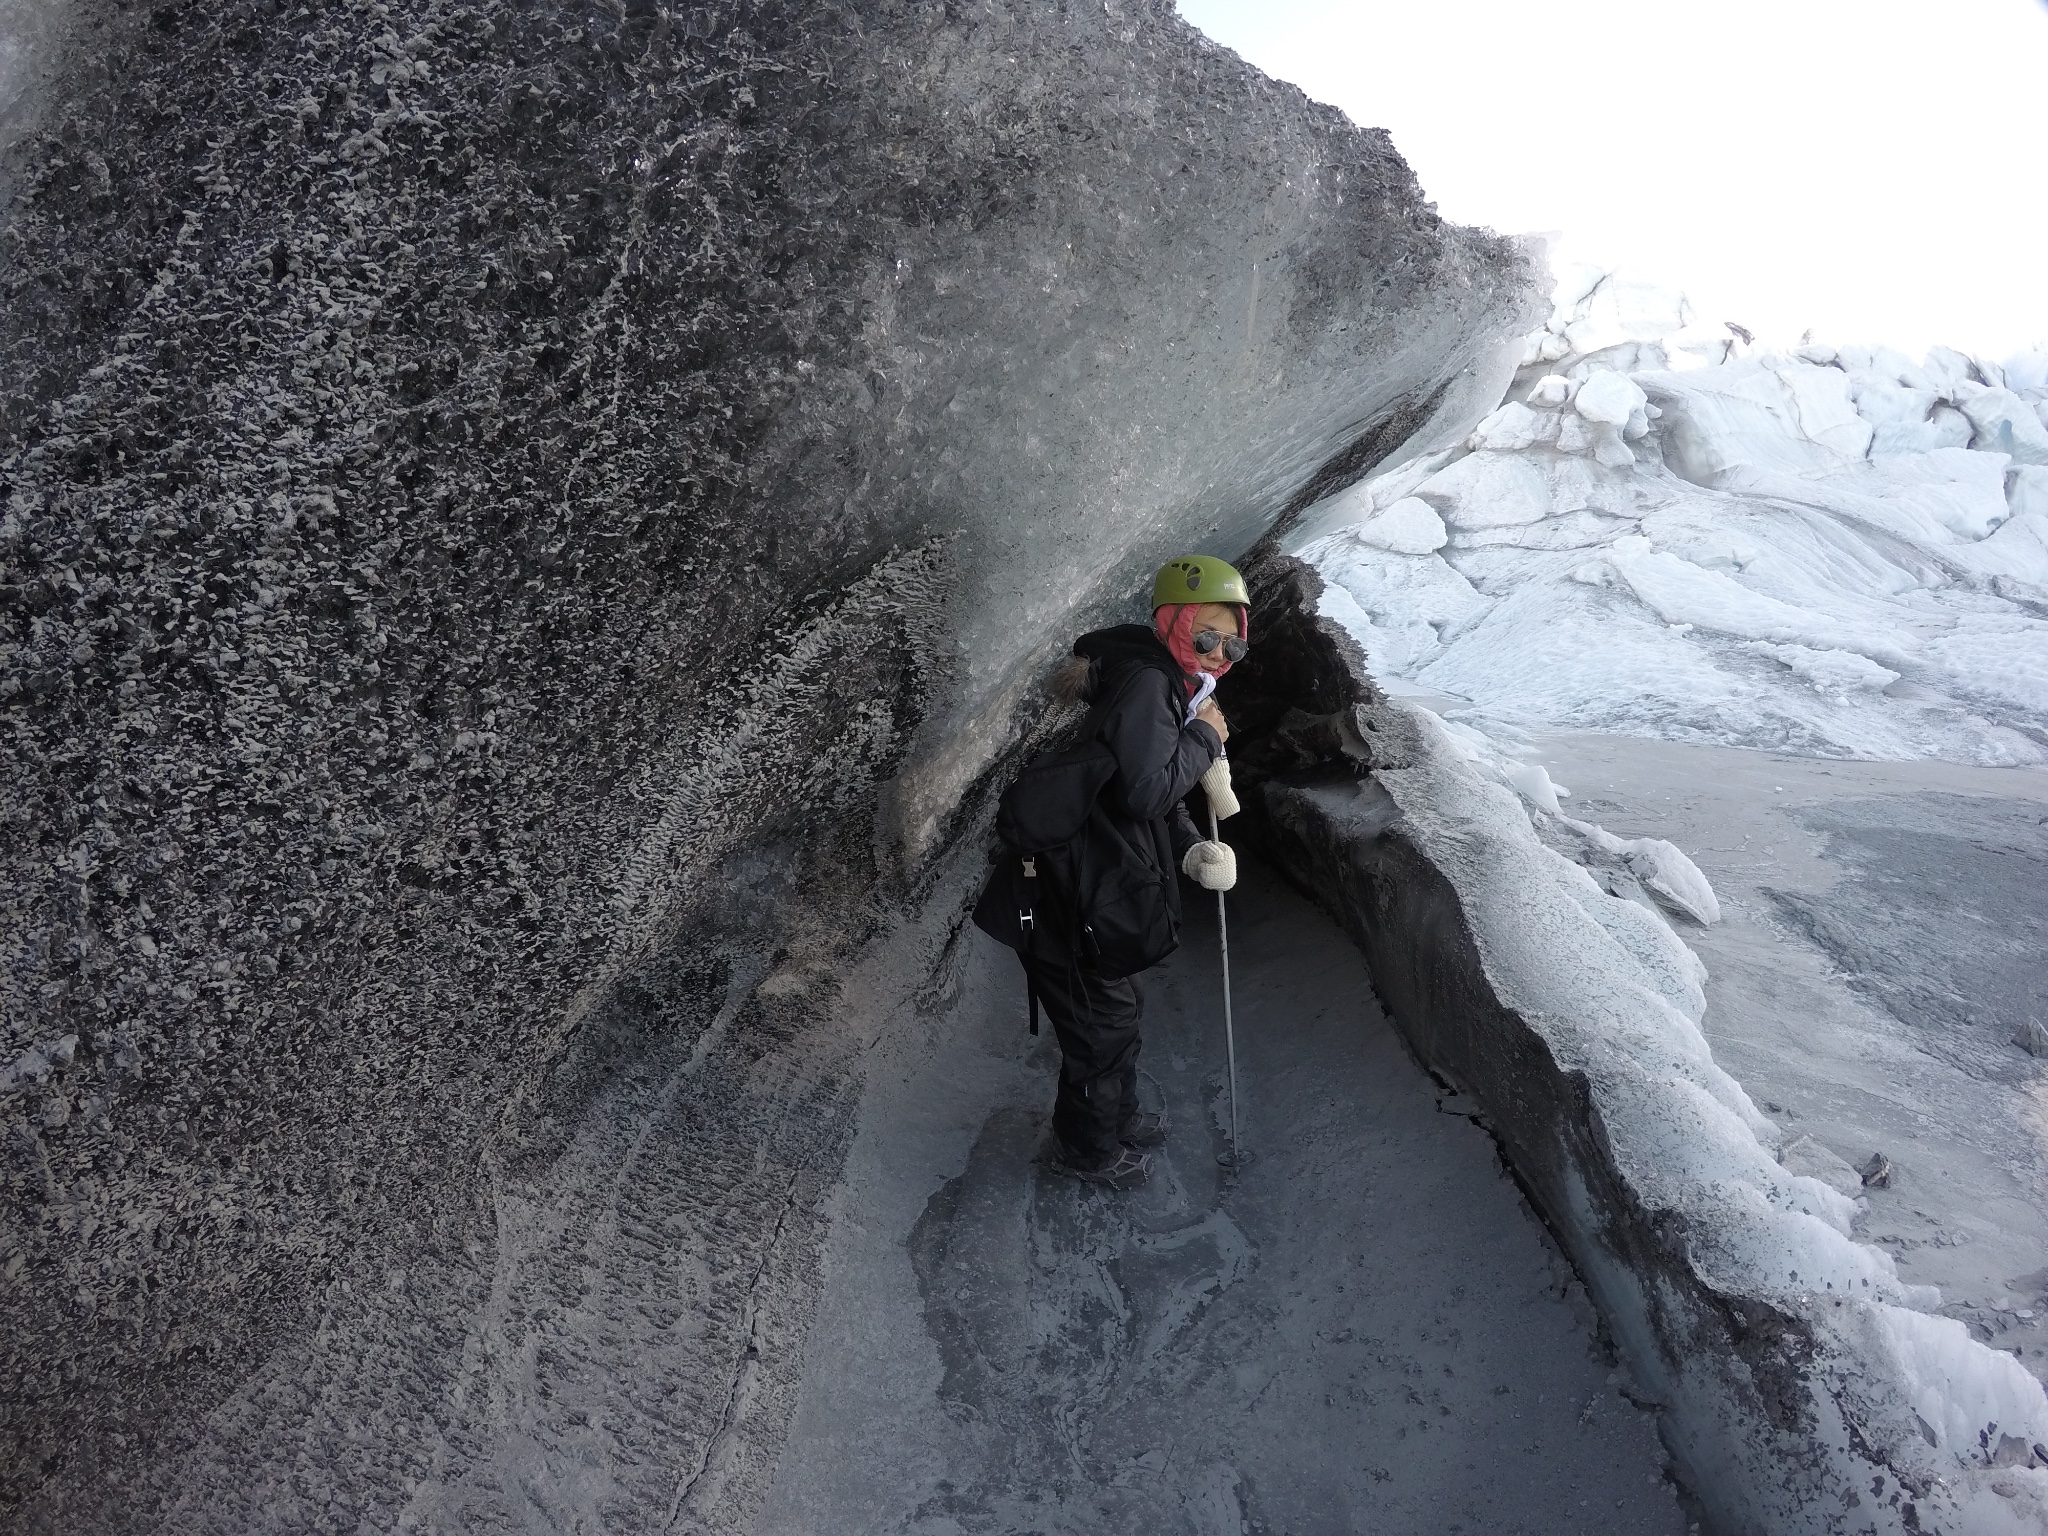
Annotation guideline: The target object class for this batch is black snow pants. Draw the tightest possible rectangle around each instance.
[1020,951,1144,1164]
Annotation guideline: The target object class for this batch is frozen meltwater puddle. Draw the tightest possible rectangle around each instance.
[762,859,1690,1535]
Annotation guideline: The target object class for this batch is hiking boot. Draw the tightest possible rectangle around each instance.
[1118,1108,1168,1148]
[1050,1142,1153,1190]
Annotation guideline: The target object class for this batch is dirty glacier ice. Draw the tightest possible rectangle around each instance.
[0,0,1536,1530]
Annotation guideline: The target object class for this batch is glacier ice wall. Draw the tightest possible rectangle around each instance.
[0,0,1534,1526]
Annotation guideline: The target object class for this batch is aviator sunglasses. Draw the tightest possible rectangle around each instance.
[1193,629,1250,663]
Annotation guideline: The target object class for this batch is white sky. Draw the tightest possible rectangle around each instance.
[1176,0,2048,360]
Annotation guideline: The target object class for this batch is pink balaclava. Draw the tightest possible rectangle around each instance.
[1153,603,1249,702]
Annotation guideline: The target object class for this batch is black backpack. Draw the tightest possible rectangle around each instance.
[971,669,1182,984]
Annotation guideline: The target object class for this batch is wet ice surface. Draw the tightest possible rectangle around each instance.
[761,859,1685,1536]
[1530,733,2048,1385]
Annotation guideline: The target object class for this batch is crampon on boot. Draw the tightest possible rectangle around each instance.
[1049,1141,1152,1189]
[1118,1108,1168,1148]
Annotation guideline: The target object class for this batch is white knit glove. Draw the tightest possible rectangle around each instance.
[1182,840,1237,891]
[1200,756,1240,821]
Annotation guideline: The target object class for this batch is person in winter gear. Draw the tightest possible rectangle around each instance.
[1020,557,1250,1189]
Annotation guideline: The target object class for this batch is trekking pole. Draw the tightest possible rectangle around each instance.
[1202,755,1244,1170]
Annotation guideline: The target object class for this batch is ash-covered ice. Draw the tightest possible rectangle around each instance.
[0,0,1533,1527]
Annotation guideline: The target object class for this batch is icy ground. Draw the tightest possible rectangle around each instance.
[763,858,1687,1535]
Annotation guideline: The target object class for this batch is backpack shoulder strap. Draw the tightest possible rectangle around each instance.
[993,654,1179,853]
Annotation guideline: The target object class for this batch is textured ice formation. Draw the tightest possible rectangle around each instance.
[0,2,1537,1527]
[1422,709,1721,928]
[1299,267,2048,765]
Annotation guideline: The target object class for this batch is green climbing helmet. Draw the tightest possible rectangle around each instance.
[1151,554,1250,610]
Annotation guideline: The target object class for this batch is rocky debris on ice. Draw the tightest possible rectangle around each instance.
[2014,1019,2048,1059]
[1779,1135,1868,1199]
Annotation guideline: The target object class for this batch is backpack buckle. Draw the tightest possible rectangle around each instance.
[1019,908,1035,931]
[1022,856,1037,879]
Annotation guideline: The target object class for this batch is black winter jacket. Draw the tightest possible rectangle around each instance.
[1070,624,1222,872]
